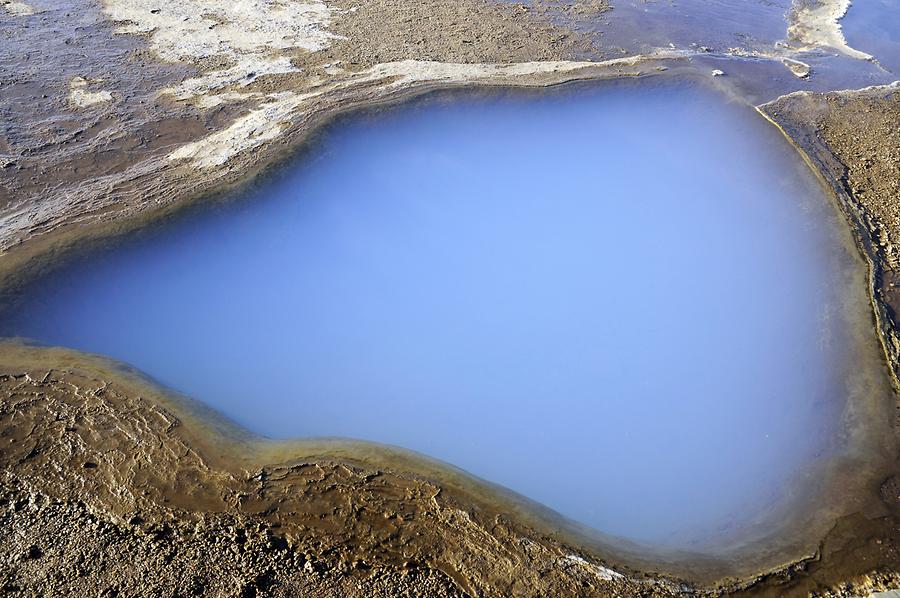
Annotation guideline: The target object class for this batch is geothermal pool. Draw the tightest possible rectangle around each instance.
[1,80,871,549]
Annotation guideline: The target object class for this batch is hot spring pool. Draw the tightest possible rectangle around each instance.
[0,79,880,550]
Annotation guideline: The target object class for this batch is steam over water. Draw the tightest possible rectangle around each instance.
[2,80,868,549]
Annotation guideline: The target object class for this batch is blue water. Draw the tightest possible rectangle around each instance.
[1,80,861,549]
[599,0,792,54]
[842,0,900,74]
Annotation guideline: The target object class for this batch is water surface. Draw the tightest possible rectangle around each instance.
[513,0,898,100]
[599,0,791,54]
[842,0,900,74]
[1,80,871,550]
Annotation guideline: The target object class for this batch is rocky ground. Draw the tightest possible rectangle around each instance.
[2,480,467,598]
[0,346,688,597]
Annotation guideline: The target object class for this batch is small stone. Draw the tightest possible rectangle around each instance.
[24,545,42,560]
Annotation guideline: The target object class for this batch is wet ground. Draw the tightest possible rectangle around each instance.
[0,0,202,203]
